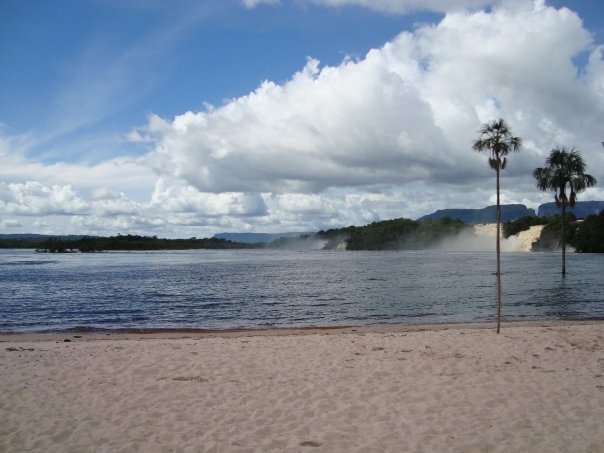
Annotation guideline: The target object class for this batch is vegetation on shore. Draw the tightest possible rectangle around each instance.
[574,211,604,253]
[313,217,470,250]
[0,234,262,252]
[502,213,578,250]
[531,214,579,252]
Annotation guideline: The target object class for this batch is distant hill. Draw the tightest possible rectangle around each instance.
[0,234,91,240]
[0,234,50,240]
[417,204,536,224]
[213,232,309,244]
[537,201,604,219]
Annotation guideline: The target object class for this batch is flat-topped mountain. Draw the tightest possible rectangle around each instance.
[418,201,604,224]
[537,201,604,218]
[417,204,536,224]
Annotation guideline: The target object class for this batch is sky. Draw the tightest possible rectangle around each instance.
[1,0,604,238]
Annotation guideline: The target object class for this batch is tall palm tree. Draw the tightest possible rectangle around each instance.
[472,119,522,334]
[533,147,597,276]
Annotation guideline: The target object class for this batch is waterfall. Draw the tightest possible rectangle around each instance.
[471,224,544,252]
[514,225,545,252]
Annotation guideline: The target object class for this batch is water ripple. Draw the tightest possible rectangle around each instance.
[0,249,603,332]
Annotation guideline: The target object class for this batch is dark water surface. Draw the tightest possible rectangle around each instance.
[1,249,603,333]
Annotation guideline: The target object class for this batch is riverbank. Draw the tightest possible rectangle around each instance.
[1,321,603,452]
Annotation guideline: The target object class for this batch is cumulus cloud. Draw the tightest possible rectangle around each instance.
[0,182,89,216]
[147,55,452,193]
[0,173,274,236]
[149,178,268,217]
[145,0,603,204]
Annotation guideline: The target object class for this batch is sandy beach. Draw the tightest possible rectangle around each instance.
[1,322,604,452]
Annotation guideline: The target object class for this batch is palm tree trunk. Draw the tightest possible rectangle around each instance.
[561,203,566,276]
[496,168,502,334]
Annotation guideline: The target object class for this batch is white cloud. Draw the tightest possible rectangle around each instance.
[0,182,89,216]
[124,130,148,143]
[149,178,268,217]
[148,55,452,193]
[0,171,274,236]
[0,134,157,202]
[146,1,603,200]
[0,219,22,228]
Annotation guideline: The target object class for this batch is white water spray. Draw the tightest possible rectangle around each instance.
[434,224,544,252]
[471,224,544,252]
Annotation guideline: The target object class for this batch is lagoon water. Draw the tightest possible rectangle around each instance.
[1,248,603,333]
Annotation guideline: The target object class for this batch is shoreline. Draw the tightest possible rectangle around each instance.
[2,318,602,342]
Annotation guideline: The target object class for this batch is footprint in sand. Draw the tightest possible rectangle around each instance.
[300,440,322,447]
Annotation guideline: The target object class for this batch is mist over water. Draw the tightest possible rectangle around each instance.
[267,236,328,251]
[1,248,602,333]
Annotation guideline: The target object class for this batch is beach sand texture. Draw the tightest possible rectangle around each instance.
[1,323,604,452]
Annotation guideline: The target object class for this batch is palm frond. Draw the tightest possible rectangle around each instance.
[534,146,596,207]
[488,157,500,171]
[473,118,522,171]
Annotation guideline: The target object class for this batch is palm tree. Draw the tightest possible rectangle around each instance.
[533,147,597,276]
[473,119,522,334]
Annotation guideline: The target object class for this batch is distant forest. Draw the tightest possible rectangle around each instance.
[0,234,262,252]
[313,217,470,250]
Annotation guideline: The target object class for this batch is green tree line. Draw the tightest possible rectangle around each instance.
[0,234,263,252]
[315,216,470,250]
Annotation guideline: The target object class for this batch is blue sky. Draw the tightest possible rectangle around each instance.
[1,0,604,237]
